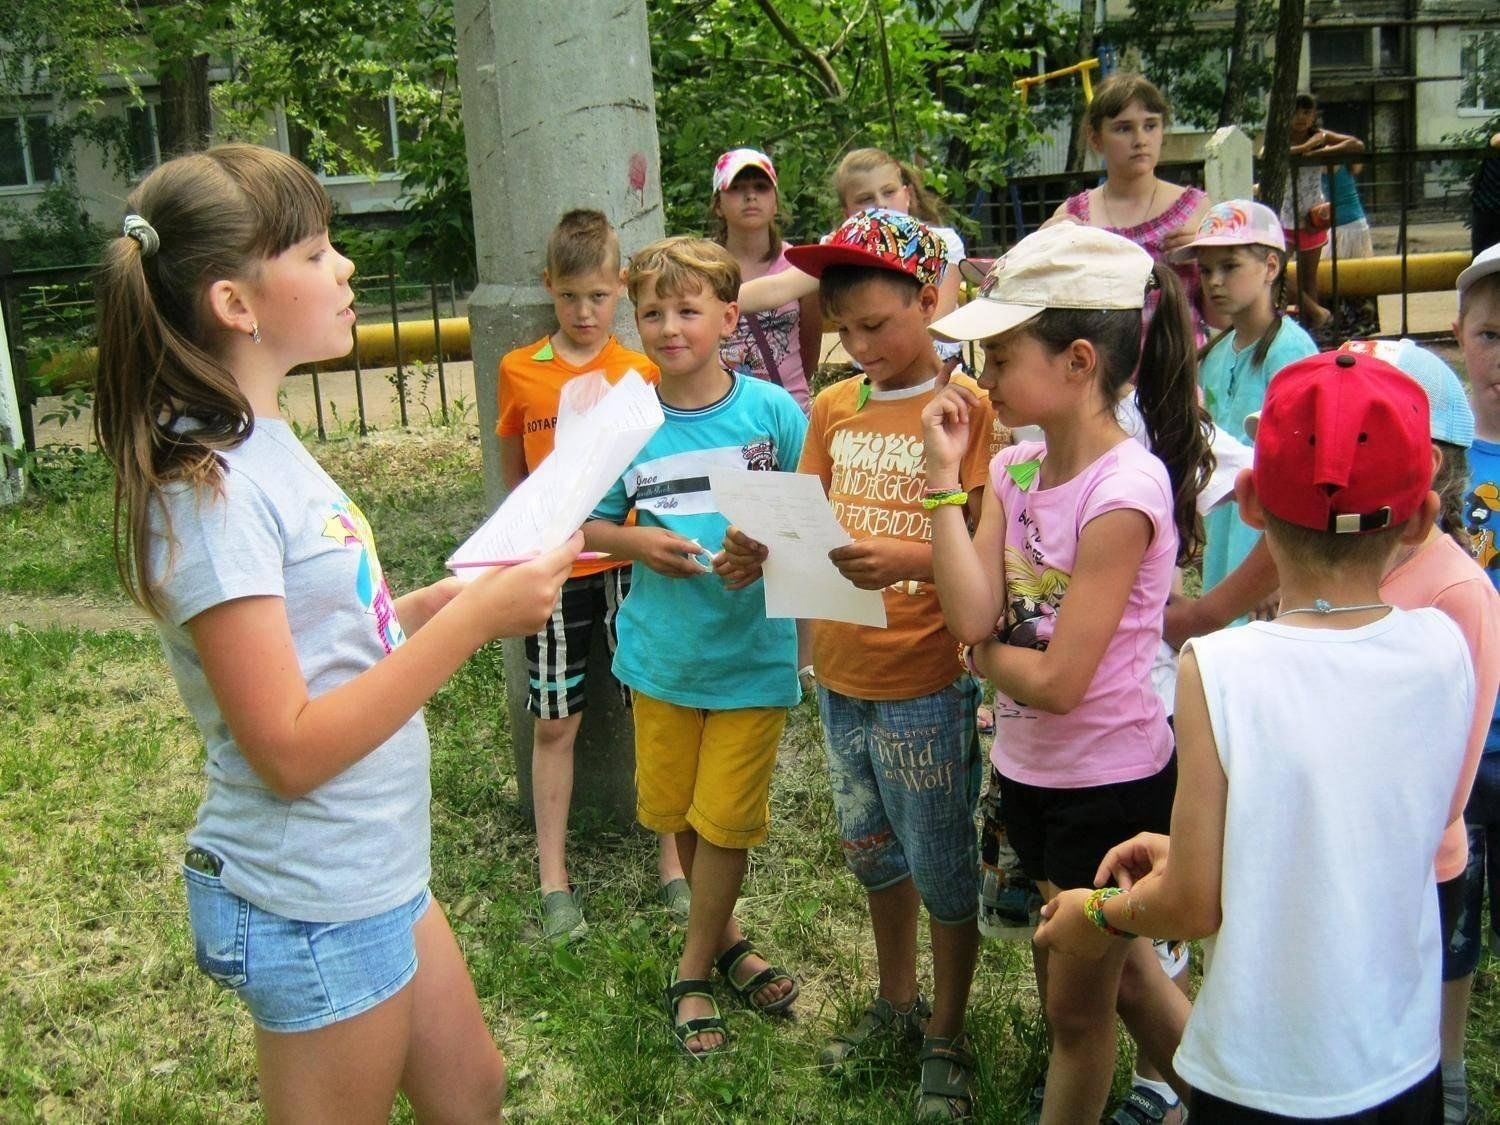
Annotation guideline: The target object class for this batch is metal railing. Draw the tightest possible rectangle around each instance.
[0,255,466,452]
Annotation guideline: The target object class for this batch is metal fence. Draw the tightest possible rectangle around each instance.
[0,257,465,453]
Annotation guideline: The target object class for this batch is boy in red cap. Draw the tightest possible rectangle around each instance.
[1035,350,1477,1122]
[717,208,995,1120]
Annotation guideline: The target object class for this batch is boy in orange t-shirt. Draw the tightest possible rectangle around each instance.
[495,209,683,943]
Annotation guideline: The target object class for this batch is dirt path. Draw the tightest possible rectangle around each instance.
[0,593,152,633]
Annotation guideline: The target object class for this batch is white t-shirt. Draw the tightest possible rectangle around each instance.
[1176,609,1472,1117]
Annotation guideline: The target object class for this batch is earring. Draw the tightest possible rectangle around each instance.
[250,323,261,344]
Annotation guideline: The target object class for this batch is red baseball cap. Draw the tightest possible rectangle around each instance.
[1253,351,1431,534]
[785,208,946,288]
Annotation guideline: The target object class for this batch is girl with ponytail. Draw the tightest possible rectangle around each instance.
[921,224,1212,1123]
[94,144,578,1120]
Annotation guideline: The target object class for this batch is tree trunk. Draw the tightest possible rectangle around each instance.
[158,54,212,156]
[1064,0,1099,171]
[1257,0,1304,216]
[1217,0,1254,128]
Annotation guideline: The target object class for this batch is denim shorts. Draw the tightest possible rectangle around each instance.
[183,861,431,1033]
[818,678,983,924]
[1444,752,1500,980]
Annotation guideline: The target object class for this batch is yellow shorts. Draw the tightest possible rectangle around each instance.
[632,692,788,849]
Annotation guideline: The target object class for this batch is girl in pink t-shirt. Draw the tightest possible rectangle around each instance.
[923,224,1213,1124]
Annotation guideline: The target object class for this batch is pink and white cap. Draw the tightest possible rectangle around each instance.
[712,148,778,194]
[1168,200,1285,261]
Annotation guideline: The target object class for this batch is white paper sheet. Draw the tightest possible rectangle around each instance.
[708,469,887,628]
[447,369,663,579]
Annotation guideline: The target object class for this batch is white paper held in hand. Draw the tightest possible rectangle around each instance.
[708,469,887,628]
[447,369,664,579]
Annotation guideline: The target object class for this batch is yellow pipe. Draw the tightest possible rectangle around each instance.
[35,315,475,391]
[1284,251,1469,299]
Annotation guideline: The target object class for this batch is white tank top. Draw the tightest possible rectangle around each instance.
[1176,608,1472,1117]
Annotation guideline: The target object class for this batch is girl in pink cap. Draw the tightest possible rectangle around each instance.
[710,147,822,413]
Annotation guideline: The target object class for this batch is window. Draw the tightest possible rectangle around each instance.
[1309,28,1371,71]
[1460,32,1498,115]
[127,103,175,176]
[286,94,415,179]
[0,114,55,188]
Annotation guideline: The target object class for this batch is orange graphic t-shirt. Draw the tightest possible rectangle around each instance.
[496,334,659,577]
[800,372,997,700]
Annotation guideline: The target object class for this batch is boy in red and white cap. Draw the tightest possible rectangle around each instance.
[1037,350,1477,1123]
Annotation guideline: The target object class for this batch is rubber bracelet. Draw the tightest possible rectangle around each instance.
[921,490,968,510]
[798,665,815,680]
[1084,887,1136,938]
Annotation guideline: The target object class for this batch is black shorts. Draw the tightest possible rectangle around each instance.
[1191,1066,1440,1124]
[522,568,630,718]
[998,754,1177,890]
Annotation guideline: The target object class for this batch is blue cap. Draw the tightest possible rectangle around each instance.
[1339,338,1474,449]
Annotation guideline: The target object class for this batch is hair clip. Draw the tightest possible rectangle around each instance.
[1143,270,1161,293]
[122,213,160,257]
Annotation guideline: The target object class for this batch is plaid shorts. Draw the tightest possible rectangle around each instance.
[523,568,630,718]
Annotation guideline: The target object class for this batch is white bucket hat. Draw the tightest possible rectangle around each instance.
[930,224,1154,342]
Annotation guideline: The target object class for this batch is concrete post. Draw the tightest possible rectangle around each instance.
[1203,126,1254,204]
[454,0,664,829]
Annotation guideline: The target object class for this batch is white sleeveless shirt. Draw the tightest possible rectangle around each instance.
[1176,608,1472,1117]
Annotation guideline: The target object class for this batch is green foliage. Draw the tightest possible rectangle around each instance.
[0,183,110,270]
[650,0,1044,242]
[1104,0,1277,130]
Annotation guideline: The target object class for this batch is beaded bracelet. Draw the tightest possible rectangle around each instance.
[921,487,968,510]
[1083,887,1136,938]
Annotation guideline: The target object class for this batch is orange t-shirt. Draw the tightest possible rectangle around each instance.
[496,334,659,578]
[799,373,997,700]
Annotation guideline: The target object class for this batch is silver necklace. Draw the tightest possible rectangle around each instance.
[1276,598,1388,619]
[1100,180,1159,230]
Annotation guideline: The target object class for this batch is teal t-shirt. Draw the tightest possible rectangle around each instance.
[1466,437,1500,753]
[1200,318,1318,593]
[592,373,808,710]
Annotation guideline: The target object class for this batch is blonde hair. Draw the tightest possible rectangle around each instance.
[1085,73,1172,134]
[546,209,621,278]
[93,144,332,617]
[833,148,949,225]
[626,237,741,305]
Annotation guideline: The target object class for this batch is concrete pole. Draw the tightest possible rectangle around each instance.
[1203,126,1254,204]
[454,0,664,829]
[0,302,25,504]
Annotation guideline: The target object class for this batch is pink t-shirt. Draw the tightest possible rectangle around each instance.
[1382,532,1500,882]
[721,248,811,413]
[989,439,1178,787]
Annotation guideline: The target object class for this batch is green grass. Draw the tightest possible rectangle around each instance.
[1,426,1496,1123]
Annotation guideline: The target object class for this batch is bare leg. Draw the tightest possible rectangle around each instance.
[1441,974,1474,1064]
[255,901,504,1125]
[1038,939,1132,1125]
[868,878,921,1008]
[532,713,584,893]
[1115,940,1192,1102]
[928,916,979,1041]
[400,901,507,1124]
[657,832,685,884]
[1296,245,1330,327]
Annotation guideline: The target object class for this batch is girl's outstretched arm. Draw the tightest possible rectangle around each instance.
[973,507,1150,714]
[188,535,580,800]
[738,267,818,315]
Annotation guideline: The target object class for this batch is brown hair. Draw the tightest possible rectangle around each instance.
[1434,440,1470,550]
[627,236,741,305]
[819,266,921,319]
[1197,244,1289,369]
[546,209,621,278]
[1021,263,1213,564]
[92,144,332,617]
[1263,511,1407,575]
[1085,73,1171,134]
[833,148,949,225]
[710,165,784,263]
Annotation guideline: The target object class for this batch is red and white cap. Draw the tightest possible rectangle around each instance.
[1252,351,1431,534]
[712,148,778,193]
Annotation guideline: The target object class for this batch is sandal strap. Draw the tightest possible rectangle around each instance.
[713,938,757,979]
[732,963,789,997]
[666,976,715,1005]
[675,1013,726,1037]
[918,1035,977,1101]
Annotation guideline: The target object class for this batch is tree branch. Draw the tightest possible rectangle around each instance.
[750,0,845,99]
